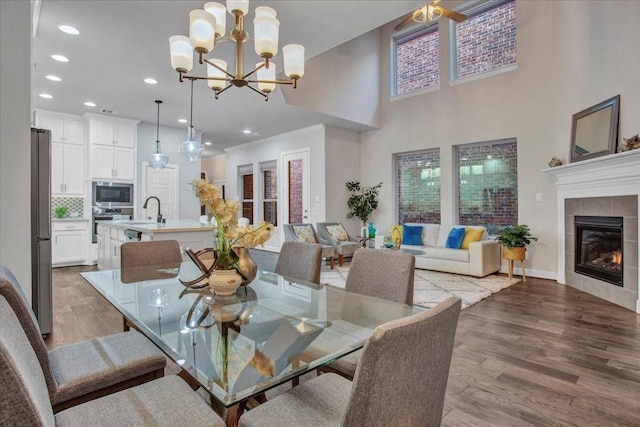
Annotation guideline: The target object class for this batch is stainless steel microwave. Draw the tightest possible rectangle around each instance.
[92,181,133,207]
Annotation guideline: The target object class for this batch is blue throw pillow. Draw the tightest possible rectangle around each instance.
[402,224,423,245]
[446,227,466,249]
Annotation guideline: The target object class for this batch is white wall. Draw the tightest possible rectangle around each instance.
[225,125,327,247]
[357,0,639,279]
[136,122,203,220]
[202,155,227,183]
[1,0,32,300]
[325,126,362,236]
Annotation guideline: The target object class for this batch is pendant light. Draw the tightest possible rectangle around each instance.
[148,100,169,169]
[179,79,203,161]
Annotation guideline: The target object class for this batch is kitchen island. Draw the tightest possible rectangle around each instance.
[96,219,213,270]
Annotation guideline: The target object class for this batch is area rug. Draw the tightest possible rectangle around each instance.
[320,264,520,310]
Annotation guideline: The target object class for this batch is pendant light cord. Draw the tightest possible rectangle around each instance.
[155,100,162,145]
[189,79,194,129]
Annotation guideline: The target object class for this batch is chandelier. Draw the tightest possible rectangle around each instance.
[169,0,305,101]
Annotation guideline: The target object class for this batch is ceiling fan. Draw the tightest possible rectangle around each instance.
[394,0,467,31]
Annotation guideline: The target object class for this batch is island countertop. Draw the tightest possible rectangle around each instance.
[99,219,213,234]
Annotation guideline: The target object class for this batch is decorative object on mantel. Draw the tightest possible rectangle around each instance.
[495,224,538,282]
[569,94,620,163]
[547,157,563,167]
[147,100,169,169]
[618,133,640,152]
[169,1,305,101]
[189,179,274,294]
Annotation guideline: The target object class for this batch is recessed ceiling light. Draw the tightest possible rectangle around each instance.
[242,129,252,134]
[84,101,96,107]
[58,25,79,35]
[204,141,212,146]
[45,75,61,82]
[51,54,69,62]
[144,78,158,85]
[178,118,187,123]
[39,93,53,99]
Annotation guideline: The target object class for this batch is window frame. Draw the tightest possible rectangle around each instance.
[238,164,254,225]
[453,138,518,235]
[449,0,517,84]
[259,160,278,227]
[390,21,440,100]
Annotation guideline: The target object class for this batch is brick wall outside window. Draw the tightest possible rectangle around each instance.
[456,140,518,235]
[395,27,439,96]
[288,159,303,223]
[241,173,254,221]
[396,149,441,224]
[455,0,516,79]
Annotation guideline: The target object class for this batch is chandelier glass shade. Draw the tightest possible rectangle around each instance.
[179,79,204,161]
[169,0,305,101]
[148,100,169,169]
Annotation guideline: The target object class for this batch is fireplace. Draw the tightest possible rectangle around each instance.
[574,216,623,286]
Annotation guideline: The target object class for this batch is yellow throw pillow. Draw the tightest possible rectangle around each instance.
[293,225,316,243]
[461,227,484,249]
[326,225,348,241]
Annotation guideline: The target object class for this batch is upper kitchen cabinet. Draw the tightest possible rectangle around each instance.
[85,114,139,182]
[35,110,84,145]
[51,142,84,195]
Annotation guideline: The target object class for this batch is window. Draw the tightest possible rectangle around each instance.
[395,149,441,224]
[392,24,439,97]
[455,139,518,235]
[238,165,253,223]
[260,161,277,226]
[452,0,516,80]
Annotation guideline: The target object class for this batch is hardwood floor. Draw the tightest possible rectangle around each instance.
[49,267,640,425]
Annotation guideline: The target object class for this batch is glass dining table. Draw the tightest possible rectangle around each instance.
[81,262,422,426]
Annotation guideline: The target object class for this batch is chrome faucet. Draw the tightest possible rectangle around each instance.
[143,196,163,223]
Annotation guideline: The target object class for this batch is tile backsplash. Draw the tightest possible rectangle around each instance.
[52,197,84,218]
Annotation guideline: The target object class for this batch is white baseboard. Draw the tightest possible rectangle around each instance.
[499,266,557,281]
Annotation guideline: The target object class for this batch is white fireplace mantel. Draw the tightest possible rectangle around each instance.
[544,149,640,313]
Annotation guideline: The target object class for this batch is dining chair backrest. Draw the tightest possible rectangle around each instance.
[275,241,323,284]
[121,240,183,283]
[0,295,56,426]
[345,248,415,305]
[0,266,57,395]
[343,297,462,426]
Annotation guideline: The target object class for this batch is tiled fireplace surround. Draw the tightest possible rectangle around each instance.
[546,150,640,313]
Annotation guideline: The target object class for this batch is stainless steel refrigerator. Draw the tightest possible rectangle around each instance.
[31,128,53,336]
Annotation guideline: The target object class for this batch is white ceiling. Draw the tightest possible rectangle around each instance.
[31,0,425,156]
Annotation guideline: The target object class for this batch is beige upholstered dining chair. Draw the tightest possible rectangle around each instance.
[0,266,167,412]
[0,295,226,426]
[275,241,323,284]
[313,248,416,380]
[316,222,362,266]
[120,240,183,283]
[239,297,462,427]
[282,223,335,269]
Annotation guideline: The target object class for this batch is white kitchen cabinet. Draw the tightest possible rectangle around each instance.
[51,142,84,195]
[86,115,138,182]
[89,118,136,148]
[96,225,109,270]
[52,221,88,266]
[35,110,84,145]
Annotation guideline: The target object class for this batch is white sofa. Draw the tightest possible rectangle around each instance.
[398,223,501,277]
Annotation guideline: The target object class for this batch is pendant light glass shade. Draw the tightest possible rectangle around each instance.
[179,79,203,161]
[148,100,169,169]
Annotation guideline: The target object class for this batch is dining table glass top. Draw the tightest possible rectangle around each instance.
[81,262,422,407]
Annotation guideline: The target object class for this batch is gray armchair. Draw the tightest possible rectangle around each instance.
[316,222,362,266]
[239,297,462,427]
[282,223,335,269]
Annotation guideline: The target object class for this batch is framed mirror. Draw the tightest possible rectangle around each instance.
[570,95,620,163]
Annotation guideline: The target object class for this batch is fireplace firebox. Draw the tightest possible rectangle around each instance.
[574,216,623,286]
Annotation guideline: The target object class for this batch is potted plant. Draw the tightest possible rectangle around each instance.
[495,224,538,260]
[346,181,383,233]
[54,206,68,219]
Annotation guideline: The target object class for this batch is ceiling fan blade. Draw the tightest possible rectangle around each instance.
[439,8,467,23]
[394,12,416,31]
